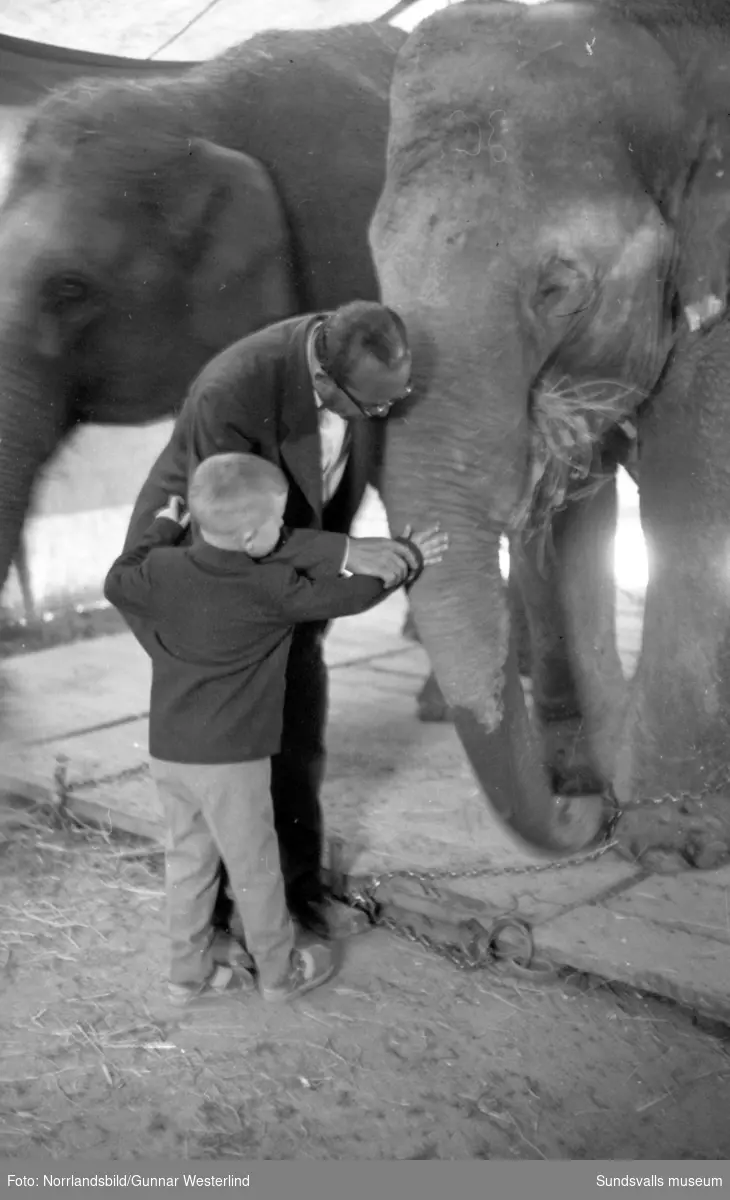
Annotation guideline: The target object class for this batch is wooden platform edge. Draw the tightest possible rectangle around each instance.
[0,769,164,845]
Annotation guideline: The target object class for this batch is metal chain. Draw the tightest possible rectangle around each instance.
[376,913,492,972]
[350,777,730,973]
[342,827,621,978]
[373,909,537,973]
[614,762,730,815]
[363,836,619,900]
[340,777,715,973]
[601,769,730,845]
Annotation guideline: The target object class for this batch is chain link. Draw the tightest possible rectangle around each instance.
[363,836,619,900]
[373,908,561,981]
[602,769,730,846]
[376,914,490,972]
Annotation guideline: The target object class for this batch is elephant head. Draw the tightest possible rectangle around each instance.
[370,0,730,853]
[0,84,295,588]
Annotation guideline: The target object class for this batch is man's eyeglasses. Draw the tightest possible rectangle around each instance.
[334,377,413,420]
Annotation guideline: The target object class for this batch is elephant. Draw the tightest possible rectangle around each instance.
[0,21,404,600]
[0,36,197,240]
[371,0,730,858]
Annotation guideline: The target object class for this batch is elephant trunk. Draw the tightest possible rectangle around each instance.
[380,330,606,855]
[0,349,71,599]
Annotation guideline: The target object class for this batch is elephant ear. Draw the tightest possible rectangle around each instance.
[160,138,296,348]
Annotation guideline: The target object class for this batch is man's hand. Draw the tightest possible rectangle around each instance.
[344,537,420,587]
[402,524,449,567]
[155,495,191,528]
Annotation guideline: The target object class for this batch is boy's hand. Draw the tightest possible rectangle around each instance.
[344,537,418,587]
[155,495,191,529]
[402,524,448,567]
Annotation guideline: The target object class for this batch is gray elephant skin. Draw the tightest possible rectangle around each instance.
[371,0,730,857]
[0,21,404,608]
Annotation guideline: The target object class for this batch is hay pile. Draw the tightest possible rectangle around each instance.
[511,376,640,557]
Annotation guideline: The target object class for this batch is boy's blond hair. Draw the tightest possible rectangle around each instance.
[189,453,288,538]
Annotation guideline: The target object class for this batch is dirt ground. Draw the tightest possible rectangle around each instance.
[1,813,729,1163]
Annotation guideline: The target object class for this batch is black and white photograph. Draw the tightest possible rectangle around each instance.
[0,0,728,1181]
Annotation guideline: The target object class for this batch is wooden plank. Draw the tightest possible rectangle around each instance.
[0,765,162,844]
[533,906,730,1024]
[51,777,164,844]
[607,869,730,945]
[0,718,149,789]
[68,776,164,843]
[0,604,410,750]
[0,634,150,747]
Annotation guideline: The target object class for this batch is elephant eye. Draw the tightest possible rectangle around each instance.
[48,275,91,306]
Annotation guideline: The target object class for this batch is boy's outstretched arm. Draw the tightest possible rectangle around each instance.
[263,528,350,577]
[273,571,393,625]
[272,522,449,623]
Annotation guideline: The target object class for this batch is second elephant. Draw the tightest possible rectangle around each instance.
[0,21,404,603]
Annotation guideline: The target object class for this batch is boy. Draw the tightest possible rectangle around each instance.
[104,452,447,1006]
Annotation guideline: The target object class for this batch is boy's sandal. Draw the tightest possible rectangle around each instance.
[167,964,255,1008]
[212,930,255,972]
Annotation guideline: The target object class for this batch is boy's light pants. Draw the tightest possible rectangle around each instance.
[150,757,295,989]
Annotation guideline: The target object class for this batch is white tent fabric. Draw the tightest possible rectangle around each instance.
[0,0,551,61]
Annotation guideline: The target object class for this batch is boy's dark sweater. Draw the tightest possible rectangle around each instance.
[104,519,392,764]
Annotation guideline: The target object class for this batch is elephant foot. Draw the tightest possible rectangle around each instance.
[416,672,452,723]
[613,791,730,871]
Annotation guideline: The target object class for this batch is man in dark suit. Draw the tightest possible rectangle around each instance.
[124,301,418,939]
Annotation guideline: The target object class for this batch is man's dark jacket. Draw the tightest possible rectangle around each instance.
[125,315,383,551]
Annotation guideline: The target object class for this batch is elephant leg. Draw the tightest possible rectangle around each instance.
[552,470,628,786]
[509,574,533,679]
[509,532,591,794]
[512,471,627,791]
[509,536,581,726]
[613,327,730,863]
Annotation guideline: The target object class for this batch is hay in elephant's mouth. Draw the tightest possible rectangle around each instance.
[514,377,640,550]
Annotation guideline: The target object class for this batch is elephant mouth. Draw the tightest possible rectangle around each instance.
[511,373,643,554]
